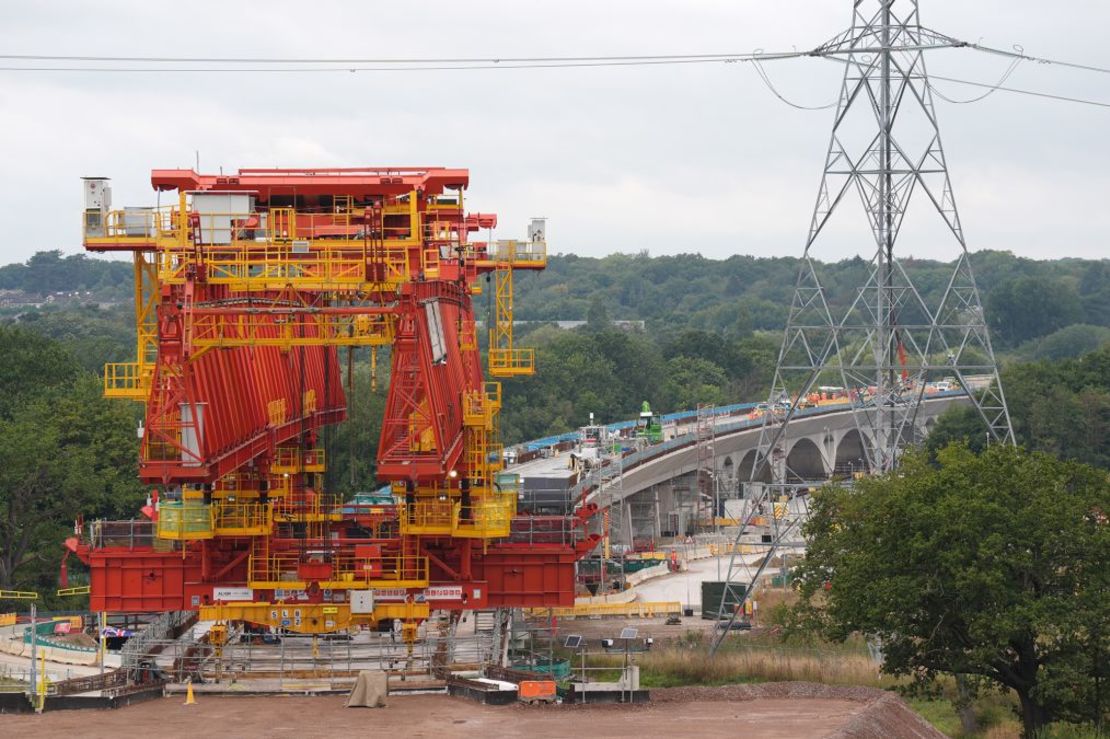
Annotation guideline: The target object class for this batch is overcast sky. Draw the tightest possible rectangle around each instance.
[2,0,1108,266]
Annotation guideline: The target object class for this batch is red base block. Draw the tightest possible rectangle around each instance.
[86,548,198,612]
[476,544,578,608]
[79,542,579,613]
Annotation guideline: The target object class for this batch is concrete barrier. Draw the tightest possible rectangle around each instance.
[573,589,638,607]
[625,562,671,587]
[0,635,99,666]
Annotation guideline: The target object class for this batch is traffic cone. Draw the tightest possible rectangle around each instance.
[184,679,196,706]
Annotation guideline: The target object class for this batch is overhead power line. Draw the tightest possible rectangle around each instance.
[0,50,813,73]
[751,57,838,110]
[928,56,1023,105]
[0,51,780,64]
[1,40,1108,112]
[971,43,1110,76]
[817,47,1110,111]
[928,74,1110,109]
[0,57,808,73]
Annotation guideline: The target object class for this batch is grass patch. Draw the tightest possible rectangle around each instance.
[906,689,1104,739]
[577,630,886,689]
[649,645,883,687]
[909,698,965,737]
[567,627,1102,739]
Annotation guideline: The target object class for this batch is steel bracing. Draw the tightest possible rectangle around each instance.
[712,0,1015,652]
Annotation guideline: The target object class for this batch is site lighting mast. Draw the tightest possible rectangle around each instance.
[713,0,1016,652]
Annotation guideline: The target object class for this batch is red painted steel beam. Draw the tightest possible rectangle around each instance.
[151,167,470,198]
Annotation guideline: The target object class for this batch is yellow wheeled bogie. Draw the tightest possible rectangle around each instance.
[199,600,430,635]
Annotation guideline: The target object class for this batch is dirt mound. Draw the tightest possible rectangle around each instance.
[55,633,98,648]
[653,682,944,738]
[830,692,943,739]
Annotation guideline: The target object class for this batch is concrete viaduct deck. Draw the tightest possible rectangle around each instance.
[573,395,971,538]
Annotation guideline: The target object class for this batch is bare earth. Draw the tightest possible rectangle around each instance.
[0,684,943,739]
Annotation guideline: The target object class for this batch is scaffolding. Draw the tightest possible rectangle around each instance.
[694,403,717,531]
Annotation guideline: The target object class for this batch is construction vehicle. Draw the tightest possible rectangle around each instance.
[634,401,663,444]
[66,167,599,639]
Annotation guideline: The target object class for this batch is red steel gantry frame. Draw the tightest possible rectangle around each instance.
[67,167,598,634]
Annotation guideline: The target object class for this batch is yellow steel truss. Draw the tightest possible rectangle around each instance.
[393,380,514,539]
[157,499,273,539]
[271,447,327,474]
[247,553,429,591]
[488,266,535,377]
[213,502,273,536]
[453,494,515,539]
[103,252,158,400]
[156,501,215,540]
[398,494,515,540]
[188,311,396,355]
[159,243,412,293]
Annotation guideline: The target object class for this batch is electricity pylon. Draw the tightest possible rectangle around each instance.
[754,0,1014,480]
[712,0,1015,652]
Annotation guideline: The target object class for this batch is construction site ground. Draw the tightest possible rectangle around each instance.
[0,684,943,738]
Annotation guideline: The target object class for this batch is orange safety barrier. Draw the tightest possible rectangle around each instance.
[519,680,557,703]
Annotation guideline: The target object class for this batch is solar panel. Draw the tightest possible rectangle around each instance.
[619,627,639,640]
[564,635,583,649]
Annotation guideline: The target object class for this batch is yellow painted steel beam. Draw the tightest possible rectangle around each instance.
[188,312,396,352]
[198,600,430,634]
[0,590,39,600]
[56,586,91,597]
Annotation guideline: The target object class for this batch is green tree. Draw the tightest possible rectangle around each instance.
[0,332,144,601]
[325,361,389,494]
[930,344,1110,469]
[585,295,611,331]
[1078,262,1110,327]
[663,356,728,410]
[1017,324,1110,361]
[0,325,81,418]
[987,276,1083,346]
[791,445,1109,737]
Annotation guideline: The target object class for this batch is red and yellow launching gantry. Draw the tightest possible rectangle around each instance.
[66,167,597,634]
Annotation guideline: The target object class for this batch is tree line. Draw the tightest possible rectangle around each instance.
[1,250,1107,599]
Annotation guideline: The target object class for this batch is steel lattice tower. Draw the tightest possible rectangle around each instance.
[753,0,1013,479]
[712,0,1016,651]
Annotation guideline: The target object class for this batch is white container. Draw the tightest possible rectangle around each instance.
[191,191,256,244]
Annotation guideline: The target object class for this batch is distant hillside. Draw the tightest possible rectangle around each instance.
[3,248,1108,354]
[512,250,1110,349]
[0,250,132,303]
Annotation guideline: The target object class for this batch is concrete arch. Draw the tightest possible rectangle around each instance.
[720,455,737,494]
[834,429,871,475]
[737,449,771,484]
[785,437,826,481]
